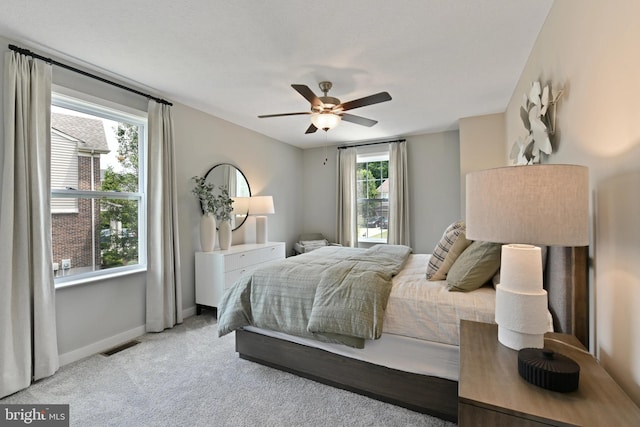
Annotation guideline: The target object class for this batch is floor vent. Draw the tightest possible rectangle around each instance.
[101,340,140,356]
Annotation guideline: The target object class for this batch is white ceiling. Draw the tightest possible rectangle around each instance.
[0,1,553,149]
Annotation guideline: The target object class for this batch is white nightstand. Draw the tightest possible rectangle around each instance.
[195,242,285,315]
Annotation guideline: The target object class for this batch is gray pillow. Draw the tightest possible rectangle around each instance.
[446,241,501,292]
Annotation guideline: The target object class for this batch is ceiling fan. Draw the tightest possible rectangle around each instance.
[258,81,392,134]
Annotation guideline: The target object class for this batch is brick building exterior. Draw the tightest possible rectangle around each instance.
[50,113,109,276]
[51,156,102,272]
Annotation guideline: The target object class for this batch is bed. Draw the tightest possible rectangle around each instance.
[217,242,588,423]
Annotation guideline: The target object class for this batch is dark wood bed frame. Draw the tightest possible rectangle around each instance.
[234,246,589,423]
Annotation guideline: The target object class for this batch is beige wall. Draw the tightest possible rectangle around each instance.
[505,0,640,404]
[459,113,506,218]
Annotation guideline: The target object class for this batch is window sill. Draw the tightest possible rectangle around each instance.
[54,265,146,289]
[358,238,387,244]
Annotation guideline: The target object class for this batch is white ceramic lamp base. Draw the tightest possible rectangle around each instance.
[256,215,268,243]
[498,325,545,350]
[495,244,548,350]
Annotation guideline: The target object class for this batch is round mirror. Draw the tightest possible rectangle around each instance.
[202,163,251,231]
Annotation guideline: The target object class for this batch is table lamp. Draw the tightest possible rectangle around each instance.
[249,196,275,243]
[465,164,589,351]
[231,196,250,229]
[232,196,249,213]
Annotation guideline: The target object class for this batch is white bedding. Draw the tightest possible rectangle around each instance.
[241,253,498,381]
[239,252,558,382]
[383,254,496,345]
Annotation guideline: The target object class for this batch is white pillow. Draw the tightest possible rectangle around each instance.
[300,239,328,251]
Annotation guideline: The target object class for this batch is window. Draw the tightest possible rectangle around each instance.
[51,92,147,285]
[357,152,389,242]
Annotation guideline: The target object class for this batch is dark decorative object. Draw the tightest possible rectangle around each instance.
[518,348,580,393]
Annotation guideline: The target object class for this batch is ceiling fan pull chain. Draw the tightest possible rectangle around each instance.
[323,133,328,166]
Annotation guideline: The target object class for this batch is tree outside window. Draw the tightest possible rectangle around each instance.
[100,123,140,268]
[357,156,389,241]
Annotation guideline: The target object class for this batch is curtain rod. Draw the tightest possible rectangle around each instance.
[8,44,172,106]
[336,138,406,150]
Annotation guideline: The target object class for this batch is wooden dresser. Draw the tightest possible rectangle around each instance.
[458,320,640,426]
[195,242,285,315]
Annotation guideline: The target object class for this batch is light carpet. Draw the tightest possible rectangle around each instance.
[2,315,456,427]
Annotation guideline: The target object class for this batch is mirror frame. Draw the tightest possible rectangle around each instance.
[201,163,251,231]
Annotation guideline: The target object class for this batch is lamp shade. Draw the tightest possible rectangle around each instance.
[249,196,275,215]
[465,165,589,246]
[231,196,250,214]
[311,112,341,131]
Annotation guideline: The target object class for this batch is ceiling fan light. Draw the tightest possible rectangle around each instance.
[311,112,341,131]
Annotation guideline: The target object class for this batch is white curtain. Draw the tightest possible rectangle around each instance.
[388,141,410,246]
[1,51,59,398]
[225,165,237,199]
[336,147,358,247]
[146,100,183,332]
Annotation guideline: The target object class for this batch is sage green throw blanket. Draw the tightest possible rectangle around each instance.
[217,244,411,348]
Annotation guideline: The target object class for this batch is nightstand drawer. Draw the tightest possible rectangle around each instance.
[195,243,286,312]
[224,251,256,271]
[224,245,285,271]
[224,268,250,290]
[258,244,286,262]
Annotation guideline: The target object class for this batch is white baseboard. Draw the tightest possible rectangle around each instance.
[183,305,197,318]
[58,307,199,366]
[58,325,146,366]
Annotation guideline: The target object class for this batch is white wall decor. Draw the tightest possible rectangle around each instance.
[510,81,562,165]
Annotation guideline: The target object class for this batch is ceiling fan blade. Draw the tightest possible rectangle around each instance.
[305,123,318,134]
[340,113,378,127]
[257,112,311,118]
[292,84,322,108]
[338,92,392,112]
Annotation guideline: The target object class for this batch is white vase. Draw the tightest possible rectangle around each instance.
[200,213,216,252]
[218,220,232,250]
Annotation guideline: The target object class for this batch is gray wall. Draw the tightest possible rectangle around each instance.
[1,35,150,361]
[5,1,640,404]
[1,34,458,366]
[301,131,461,254]
[172,103,304,307]
[0,35,303,362]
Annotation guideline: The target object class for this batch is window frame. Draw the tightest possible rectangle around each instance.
[51,89,148,288]
[356,151,389,244]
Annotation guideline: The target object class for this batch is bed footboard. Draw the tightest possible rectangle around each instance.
[235,329,458,422]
